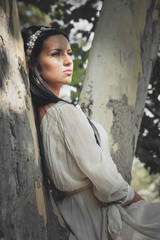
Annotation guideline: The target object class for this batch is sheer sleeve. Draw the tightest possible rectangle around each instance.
[56,103,134,205]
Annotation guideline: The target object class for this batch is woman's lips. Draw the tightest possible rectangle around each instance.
[63,69,73,75]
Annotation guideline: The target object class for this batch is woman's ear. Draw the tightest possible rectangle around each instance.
[28,60,42,75]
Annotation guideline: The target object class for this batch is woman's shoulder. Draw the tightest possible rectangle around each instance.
[49,101,82,115]
[40,101,83,125]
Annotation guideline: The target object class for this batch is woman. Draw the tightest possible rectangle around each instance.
[22,25,160,240]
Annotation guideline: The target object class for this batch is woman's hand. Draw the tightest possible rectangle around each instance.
[127,191,144,206]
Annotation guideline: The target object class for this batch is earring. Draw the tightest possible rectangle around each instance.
[36,77,40,84]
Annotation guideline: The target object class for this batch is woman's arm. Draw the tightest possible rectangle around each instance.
[54,104,135,205]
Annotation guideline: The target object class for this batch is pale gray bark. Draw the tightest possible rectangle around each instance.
[79,0,160,183]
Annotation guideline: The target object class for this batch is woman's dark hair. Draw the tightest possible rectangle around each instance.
[22,25,69,108]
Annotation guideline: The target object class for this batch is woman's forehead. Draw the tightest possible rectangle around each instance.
[42,34,70,50]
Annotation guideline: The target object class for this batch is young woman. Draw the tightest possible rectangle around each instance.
[22,25,160,240]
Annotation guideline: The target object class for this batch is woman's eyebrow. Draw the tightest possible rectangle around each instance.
[47,48,72,53]
[48,48,62,53]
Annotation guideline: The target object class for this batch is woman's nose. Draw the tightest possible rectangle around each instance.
[63,54,72,66]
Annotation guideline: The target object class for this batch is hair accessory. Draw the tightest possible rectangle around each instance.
[26,26,53,59]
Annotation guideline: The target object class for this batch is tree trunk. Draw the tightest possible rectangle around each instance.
[0,0,69,239]
[79,0,160,183]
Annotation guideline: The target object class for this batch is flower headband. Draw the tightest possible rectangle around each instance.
[26,26,53,59]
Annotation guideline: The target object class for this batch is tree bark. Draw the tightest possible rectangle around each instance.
[0,0,69,239]
[79,0,160,183]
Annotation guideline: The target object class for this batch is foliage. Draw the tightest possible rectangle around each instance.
[69,43,89,103]
[18,0,101,35]
[136,56,160,174]
[131,160,160,202]
[18,2,50,27]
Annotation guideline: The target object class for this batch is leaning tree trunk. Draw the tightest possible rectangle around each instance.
[0,0,69,239]
[79,0,160,183]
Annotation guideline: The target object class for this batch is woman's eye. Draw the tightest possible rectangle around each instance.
[51,52,60,56]
[68,52,73,56]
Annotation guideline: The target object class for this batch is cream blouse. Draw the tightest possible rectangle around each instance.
[40,101,134,205]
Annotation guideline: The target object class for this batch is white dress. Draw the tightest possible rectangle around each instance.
[40,101,160,240]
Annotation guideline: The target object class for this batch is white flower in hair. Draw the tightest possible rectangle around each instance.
[26,27,53,59]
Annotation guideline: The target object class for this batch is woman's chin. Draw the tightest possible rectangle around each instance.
[64,77,72,85]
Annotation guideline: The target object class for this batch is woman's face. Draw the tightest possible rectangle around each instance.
[38,34,73,96]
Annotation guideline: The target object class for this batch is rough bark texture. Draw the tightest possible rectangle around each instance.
[79,0,160,183]
[0,0,69,239]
